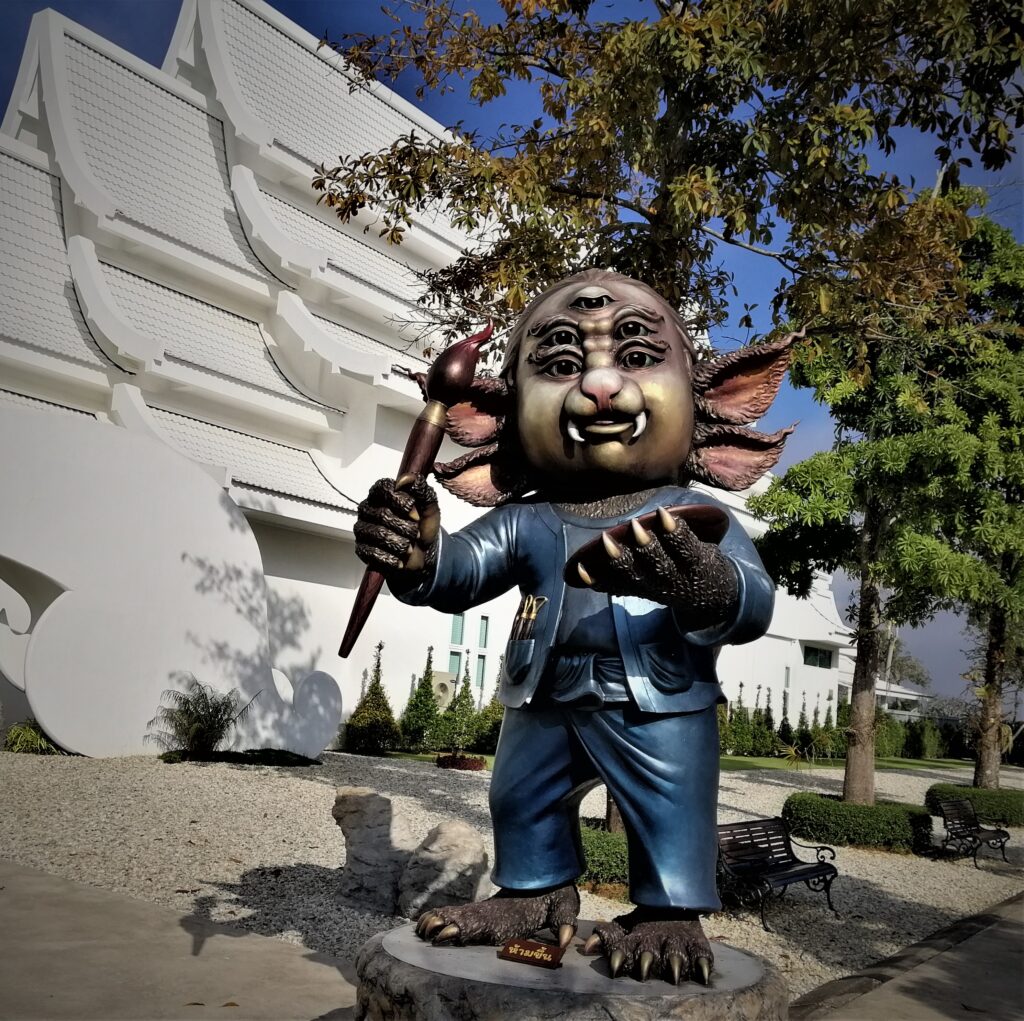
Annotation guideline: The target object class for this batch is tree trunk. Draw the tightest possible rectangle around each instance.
[605,791,625,834]
[843,500,884,805]
[973,607,1007,790]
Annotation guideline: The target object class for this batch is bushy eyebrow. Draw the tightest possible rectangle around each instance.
[526,314,580,339]
[614,304,663,324]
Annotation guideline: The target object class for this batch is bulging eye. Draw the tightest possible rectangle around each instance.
[549,328,579,346]
[615,321,652,339]
[620,349,659,369]
[544,358,581,378]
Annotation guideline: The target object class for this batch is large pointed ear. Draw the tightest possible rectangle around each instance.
[686,424,795,491]
[692,331,801,425]
[444,376,512,447]
[434,442,531,506]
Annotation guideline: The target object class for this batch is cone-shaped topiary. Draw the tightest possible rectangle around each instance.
[400,646,440,752]
[344,642,401,755]
[472,689,505,754]
[434,654,478,755]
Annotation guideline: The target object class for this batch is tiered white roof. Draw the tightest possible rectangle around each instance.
[1,0,468,530]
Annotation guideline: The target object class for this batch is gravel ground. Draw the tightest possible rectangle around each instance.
[0,750,1020,999]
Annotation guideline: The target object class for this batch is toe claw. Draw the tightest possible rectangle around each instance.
[696,956,712,986]
[582,933,602,955]
[434,923,461,944]
[639,951,654,982]
[602,532,622,559]
[558,924,576,949]
[577,562,595,586]
[657,506,677,532]
[631,518,653,547]
[668,953,684,986]
[609,949,626,978]
[419,914,442,938]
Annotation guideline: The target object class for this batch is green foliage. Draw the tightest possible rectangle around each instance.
[796,696,812,754]
[716,703,732,754]
[750,708,775,757]
[4,718,65,756]
[319,1,1020,347]
[344,642,401,755]
[434,661,478,754]
[401,646,440,752]
[471,690,505,754]
[904,718,943,760]
[776,712,794,749]
[145,676,258,758]
[579,821,629,886]
[925,783,1024,826]
[730,686,753,756]
[874,710,907,759]
[783,792,932,853]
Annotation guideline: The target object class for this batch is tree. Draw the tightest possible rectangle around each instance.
[777,691,794,748]
[730,683,753,756]
[319,1,1020,347]
[435,652,479,754]
[345,642,402,754]
[882,633,932,692]
[472,689,505,754]
[401,646,441,752]
[796,694,812,755]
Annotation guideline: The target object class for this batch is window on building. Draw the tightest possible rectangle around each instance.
[476,655,486,687]
[803,645,834,669]
[450,613,465,645]
[448,651,462,676]
[838,684,851,704]
[479,616,489,648]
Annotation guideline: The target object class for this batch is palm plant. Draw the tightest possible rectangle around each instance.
[145,675,258,758]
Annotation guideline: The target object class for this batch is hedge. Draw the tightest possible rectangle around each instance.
[924,784,1024,826]
[783,792,932,853]
[579,821,628,885]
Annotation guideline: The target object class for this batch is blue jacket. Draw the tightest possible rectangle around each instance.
[397,486,774,713]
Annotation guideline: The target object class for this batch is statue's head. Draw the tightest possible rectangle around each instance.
[430,269,796,505]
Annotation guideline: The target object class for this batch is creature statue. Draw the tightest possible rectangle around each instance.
[354,269,795,984]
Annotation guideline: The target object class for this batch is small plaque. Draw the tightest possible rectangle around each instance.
[497,938,566,970]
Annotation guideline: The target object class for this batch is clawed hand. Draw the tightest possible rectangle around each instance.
[575,507,739,630]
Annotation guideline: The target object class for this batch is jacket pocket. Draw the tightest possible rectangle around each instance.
[637,641,696,695]
[502,639,536,686]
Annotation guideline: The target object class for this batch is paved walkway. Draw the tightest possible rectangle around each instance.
[0,860,357,1020]
[2,858,1021,1020]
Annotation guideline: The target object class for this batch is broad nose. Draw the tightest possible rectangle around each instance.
[579,366,623,413]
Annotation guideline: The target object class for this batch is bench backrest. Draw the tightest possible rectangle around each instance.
[718,818,794,871]
[938,798,979,834]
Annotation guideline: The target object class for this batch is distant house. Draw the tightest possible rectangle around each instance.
[0,0,854,756]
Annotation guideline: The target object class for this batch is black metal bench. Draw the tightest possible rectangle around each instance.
[717,817,839,931]
[936,798,1010,868]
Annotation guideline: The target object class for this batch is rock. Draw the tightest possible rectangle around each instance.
[355,922,789,1021]
[332,786,417,913]
[397,819,492,919]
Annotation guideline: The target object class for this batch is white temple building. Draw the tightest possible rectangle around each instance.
[0,0,853,757]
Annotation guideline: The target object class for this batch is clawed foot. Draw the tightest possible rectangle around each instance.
[582,910,714,985]
[415,883,579,948]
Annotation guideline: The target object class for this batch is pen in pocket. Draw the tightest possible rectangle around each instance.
[511,595,547,641]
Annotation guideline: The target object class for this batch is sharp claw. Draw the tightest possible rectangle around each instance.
[631,518,653,546]
[434,923,460,944]
[602,532,622,559]
[657,506,677,532]
[558,924,576,949]
[669,953,684,985]
[418,914,440,937]
[639,951,654,982]
[577,562,595,586]
[423,916,445,938]
[582,933,602,955]
[609,949,625,978]
[394,473,416,490]
[696,956,712,986]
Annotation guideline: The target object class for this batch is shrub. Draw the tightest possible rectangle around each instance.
[730,704,753,756]
[471,692,504,754]
[874,709,906,758]
[145,676,258,758]
[345,642,401,755]
[904,718,943,759]
[433,663,478,754]
[401,647,440,752]
[783,792,932,853]
[579,820,629,885]
[435,752,486,770]
[924,783,1024,826]
[4,718,66,755]
[716,703,732,754]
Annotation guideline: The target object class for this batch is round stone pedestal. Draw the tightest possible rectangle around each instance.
[354,920,788,1020]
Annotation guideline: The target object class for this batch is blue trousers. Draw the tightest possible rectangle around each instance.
[489,704,722,912]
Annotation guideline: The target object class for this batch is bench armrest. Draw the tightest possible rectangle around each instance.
[789,837,837,862]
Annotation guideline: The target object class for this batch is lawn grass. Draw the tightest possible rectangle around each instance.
[386,750,971,774]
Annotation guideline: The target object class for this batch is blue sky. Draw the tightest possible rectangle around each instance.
[3,0,1021,697]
